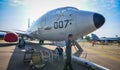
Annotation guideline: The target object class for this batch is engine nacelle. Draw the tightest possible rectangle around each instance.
[4,32,18,42]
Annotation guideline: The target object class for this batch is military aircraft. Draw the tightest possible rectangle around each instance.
[91,34,120,44]
[0,6,106,69]
[0,6,105,45]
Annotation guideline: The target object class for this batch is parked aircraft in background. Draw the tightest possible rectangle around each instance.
[91,34,120,44]
[0,7,105,45]
[0,33,5,40]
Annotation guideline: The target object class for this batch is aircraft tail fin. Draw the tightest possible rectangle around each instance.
[0,33,5,38]
[91,34,100,41]
[28,18,30,28]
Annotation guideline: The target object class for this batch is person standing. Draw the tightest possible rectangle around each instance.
[92,41,95,46]
[63,34,74,70]
[18,36,25,48]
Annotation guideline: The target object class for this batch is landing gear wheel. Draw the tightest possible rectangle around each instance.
[55,47,63,55]
[39,40,44,44]
[41,40,44,44]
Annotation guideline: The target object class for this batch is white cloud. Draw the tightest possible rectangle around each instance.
[9,0,25,6]
[101,0,117,10]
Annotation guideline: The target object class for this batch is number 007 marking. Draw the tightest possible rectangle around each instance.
[54,20,70,29]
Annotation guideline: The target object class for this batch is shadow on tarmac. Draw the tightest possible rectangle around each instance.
[0,43,17,47]
[7,45,30,70]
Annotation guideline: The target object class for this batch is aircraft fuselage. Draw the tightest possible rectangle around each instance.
[27,7,105,41]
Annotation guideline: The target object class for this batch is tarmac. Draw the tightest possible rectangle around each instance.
[0,40,120,70]
[79,42,120,70]
[0,40,90,70]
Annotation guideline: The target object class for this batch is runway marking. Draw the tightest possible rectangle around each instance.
[84,48,120,62]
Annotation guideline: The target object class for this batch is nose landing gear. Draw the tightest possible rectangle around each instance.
[39,40,44,44]
[55,47,63,56]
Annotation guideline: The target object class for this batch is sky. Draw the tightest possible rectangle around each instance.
[0,0,120,37]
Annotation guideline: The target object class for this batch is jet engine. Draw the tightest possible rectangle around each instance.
[4,32,18,42]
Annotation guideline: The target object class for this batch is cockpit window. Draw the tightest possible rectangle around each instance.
[66,7,78,10]
[56,9,66,14]
[61,9,66,13]
[56,10,61,14]
[47,7,78,14]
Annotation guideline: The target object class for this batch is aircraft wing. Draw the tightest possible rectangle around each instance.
[0,29,32,39]
[0,29,26,34]
[101,37,120,41]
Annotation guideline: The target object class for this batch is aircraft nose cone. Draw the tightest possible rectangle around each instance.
[93,13,105,28]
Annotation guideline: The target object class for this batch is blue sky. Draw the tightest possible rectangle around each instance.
[0,0,120,37]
